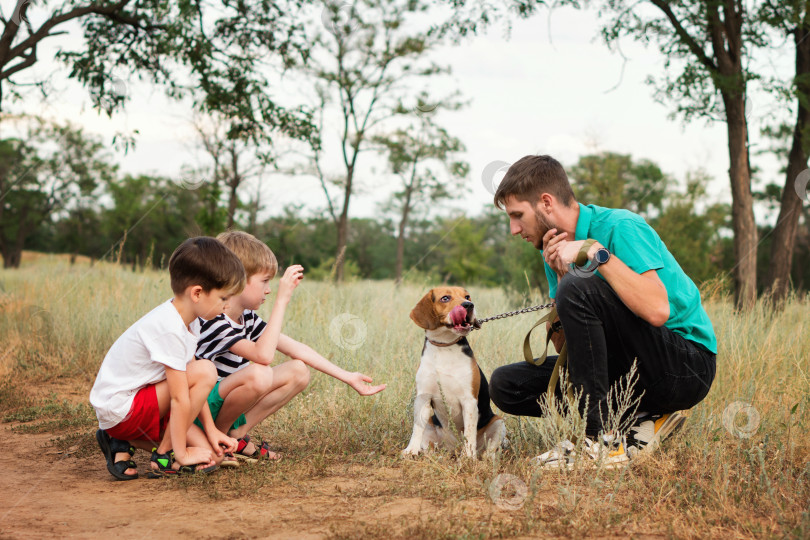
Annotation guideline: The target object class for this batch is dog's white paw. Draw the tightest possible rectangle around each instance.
[401,447,420,459]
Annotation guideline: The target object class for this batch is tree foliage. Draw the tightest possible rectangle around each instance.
[294,0,453,282]
[568,152,669,219]
[0,0,314,143]
[375,94,470,283]
[0,115,115,268]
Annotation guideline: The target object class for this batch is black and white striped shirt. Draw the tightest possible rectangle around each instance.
[196,310,267,378]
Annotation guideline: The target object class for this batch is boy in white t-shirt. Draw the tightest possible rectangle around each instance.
[195,231,386,462]
[90,237,246,480]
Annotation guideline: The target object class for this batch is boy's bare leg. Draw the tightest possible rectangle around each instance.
[187,360,218,421]
[215,363,275,434]
[236,360,310,439]
[150,361,217,458]
[102,379,170,475]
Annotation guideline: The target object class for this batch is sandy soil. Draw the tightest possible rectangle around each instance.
[0,425,487,539]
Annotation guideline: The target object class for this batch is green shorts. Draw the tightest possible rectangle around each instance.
[193,380,247,432]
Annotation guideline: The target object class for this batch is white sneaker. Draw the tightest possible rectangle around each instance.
[580,435,630,469]
[626,412,686,458]
[532,439,576,469]
[534,435,629,470]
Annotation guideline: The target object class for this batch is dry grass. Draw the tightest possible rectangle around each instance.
[1,253,808,538]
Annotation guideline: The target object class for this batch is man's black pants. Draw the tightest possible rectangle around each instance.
[490,274,716,437]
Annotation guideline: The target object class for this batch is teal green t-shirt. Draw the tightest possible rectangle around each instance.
[543,203,717,354]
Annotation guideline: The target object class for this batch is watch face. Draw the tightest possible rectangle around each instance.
[596,248,610,264]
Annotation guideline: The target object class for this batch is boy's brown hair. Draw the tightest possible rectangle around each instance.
[169,237,246,295]
[493,155,577,209]
[216,230,278,279]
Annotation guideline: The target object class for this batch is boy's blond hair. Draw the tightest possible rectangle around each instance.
[216,230,278,279]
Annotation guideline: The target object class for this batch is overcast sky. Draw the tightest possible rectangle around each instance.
[12,2,793,225]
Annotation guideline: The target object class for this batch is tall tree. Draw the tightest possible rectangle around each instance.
[0,115,115,267]
[375,96,469,284]
[758,2,810,305]
[193,114,269,230]
[586,0,766,308]
[298,0,449,282]
[436,0,764,307]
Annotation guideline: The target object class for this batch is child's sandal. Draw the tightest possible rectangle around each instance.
[147,449,219,478]
[176,463,219,475]
[234,434,259,463]
[256,440,281,461]
[220,452,240,468]
[235,434,281,462]
[147,449,179,479]
[96,429,138,481]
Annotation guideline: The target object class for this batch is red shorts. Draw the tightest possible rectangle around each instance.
[105,384,169,444]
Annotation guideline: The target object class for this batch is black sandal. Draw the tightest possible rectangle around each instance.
[147,449,218,478]
[95,429,138,481]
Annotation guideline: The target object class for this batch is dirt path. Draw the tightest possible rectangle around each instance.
[0,424,493,540]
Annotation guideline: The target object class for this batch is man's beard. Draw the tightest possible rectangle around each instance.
[533,208,555,251]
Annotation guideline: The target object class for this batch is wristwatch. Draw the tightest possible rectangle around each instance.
[593,247,611,266]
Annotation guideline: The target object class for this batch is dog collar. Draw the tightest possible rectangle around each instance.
[426,336,463,347]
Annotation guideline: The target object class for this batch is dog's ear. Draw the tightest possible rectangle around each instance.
[410,290,438,330]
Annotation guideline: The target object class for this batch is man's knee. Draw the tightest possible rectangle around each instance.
[489,366,510,410]
[556,273,606,315]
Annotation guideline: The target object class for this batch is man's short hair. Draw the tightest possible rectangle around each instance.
[216,230,278,279]
[493,155,576,209]
[169,237,246,295]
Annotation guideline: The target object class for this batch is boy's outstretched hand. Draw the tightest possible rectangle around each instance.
[277,264,304,302]
[346,372,387,396]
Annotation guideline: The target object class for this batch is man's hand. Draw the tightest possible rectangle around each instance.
[346,372,387,396]
[542,228,569,278]
[277,264,304,303]
[208,429,238,457]
[555,240,601,267]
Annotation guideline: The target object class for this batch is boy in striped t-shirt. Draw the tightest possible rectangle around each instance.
[196,231,386,462]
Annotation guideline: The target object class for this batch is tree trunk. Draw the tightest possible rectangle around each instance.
[766,26,810,306]
[226,174,240,229]
[335,212,348,282]
[334,164,355,283]
[722,91,758,309]
[2,247,21,268]
[247,180,262,234]
[395,174,416,285]
[226,144,241,229]
[395,207,411,285]
[3,227,25,268]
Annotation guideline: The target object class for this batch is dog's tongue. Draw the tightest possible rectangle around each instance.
[450,305,467,326]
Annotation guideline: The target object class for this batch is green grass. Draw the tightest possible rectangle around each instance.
[1,253,809,538]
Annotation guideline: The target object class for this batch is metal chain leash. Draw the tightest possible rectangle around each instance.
[473,301,556,329]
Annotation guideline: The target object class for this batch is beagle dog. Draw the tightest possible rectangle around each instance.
[402,287,506,458]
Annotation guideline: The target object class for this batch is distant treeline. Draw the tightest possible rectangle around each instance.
[25,171,810,297]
